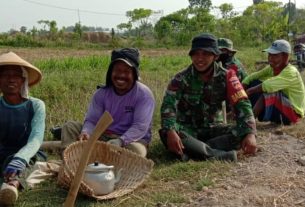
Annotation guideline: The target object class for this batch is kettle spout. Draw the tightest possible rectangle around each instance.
[115,168,122,184]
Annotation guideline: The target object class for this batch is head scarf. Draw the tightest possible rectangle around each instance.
[20,67,29,98]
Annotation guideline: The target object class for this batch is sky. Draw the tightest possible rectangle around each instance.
[1,0,305,33]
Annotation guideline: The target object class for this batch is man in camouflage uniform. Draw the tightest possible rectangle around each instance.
[159,33,257,162]
[217,38,247,82]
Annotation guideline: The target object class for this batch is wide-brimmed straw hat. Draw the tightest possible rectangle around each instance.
[0,52,42,86]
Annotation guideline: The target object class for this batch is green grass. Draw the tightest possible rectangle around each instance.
[12,48,261,206]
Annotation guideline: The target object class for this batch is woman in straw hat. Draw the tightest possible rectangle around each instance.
[0,52,46,205]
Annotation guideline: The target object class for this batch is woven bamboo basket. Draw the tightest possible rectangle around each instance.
[57,141,154,200]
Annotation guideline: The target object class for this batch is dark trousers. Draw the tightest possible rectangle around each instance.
[159,127,240,160]
[248,80,295,125]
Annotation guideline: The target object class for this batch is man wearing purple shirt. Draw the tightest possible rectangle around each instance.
[61,48,155,157]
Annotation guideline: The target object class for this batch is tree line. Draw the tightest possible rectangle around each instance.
[1,0,305,48]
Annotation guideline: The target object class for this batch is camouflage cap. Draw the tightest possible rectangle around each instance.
[218,38,237,53]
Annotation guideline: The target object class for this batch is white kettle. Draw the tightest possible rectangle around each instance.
[83,161,121,195]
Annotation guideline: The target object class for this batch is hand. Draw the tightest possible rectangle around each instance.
[242,83,248,90]
[78,132,90,141]
[107,138,123,147]
[3,157,27,182]
[3,167,18,182]
[241,134,257,155]
[246,84,262,96]
[246,87,254,96]
[167,130,184,156]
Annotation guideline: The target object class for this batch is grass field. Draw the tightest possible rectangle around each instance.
[1,47,304,207]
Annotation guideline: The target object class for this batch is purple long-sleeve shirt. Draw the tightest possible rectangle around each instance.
[82,81,155,145]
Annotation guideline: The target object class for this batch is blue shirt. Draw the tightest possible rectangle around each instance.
[0,97,45,164]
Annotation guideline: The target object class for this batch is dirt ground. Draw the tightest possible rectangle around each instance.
[184,123,305,207]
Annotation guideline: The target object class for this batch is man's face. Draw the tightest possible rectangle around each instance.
[268,53,287,69]
[218,48,234,63]
[0,66,25,95]
[111,60,135,95]
[191,49,218,72]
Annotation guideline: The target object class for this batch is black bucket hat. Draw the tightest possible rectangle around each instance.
[189,33,221,56]
[106,48,140,87]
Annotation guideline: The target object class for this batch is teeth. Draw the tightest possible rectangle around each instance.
[116,80,125,84]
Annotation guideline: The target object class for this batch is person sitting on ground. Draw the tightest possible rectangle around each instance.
[61,48,155,157]
[0,52,46,205]
[293,43,305,72]
[159,33,257,162]
[217,38,248,118]
[217,38,248,82]
[242,39,305,125]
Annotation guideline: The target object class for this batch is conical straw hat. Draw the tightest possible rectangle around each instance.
[0,51,42,86]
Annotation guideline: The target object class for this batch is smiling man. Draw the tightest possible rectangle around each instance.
[159,33,257,162]
[61,48,155,157]
[242,39,305,125]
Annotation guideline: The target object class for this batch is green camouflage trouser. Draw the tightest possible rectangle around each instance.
[159,125,241,160]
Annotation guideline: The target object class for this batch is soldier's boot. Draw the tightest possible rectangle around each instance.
[204,144,237,162]
[209,150,237,162]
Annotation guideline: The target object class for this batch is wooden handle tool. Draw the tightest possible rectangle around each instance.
[63,111,113,207]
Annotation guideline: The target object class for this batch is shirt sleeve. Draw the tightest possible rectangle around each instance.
[160,74,183,131]
[82,90,105,135]
[226,71,256,139]
[262,67,297,93]
[120,93,155,145]
[14,98,46,164]
[242,66,272,85]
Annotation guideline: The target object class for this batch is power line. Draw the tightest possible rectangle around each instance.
[23,0,125,16]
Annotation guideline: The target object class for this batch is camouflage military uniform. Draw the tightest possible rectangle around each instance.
[222,57,248,82]
[217,37,247,82]
[160,62,256,159]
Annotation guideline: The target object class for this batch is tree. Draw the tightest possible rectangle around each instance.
[215,4,238,39]
[253,0,264,4]
[154,9,190,45]
[289,8,305,36]
[237,1,286,44]
[49,20,58,40]
[117,22,132,34]
[126,8,153,37]
[37,20,58,39]
[20,26,27,34]
[188,0,212,11]
[218,3,237,19]
[283,2,297,25]
[187,0,215,34]
[37,20,50,35]
[30,27,38,38]
[73,22,83,39]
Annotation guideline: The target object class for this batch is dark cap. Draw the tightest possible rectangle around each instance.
[110,48,140,70]
[106,48,140,87]
[189,33,221,56]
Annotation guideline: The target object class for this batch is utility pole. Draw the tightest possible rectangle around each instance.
[77,9,81,24]
[288,0,292,40]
